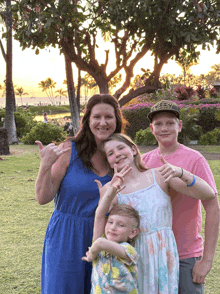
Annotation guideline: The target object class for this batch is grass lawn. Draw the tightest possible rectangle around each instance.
[0,145,53,293]
[0,144,219,293]
[189,145,220,153]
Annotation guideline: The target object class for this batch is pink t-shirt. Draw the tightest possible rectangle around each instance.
[142,144,217,259]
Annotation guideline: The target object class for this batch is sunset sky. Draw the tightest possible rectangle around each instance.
[0,38,219,100]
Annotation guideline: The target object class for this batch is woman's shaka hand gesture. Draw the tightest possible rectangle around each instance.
[35,141,71,167]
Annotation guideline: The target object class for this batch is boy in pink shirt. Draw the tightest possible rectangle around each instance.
[142,100,220,294]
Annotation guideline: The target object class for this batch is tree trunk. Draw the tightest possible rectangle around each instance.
[64,54,80,133]
[4,0,18,145]
[99,84,109,94]
[97,76,109,94]
[0,38,16,112]
[76,67,81,110]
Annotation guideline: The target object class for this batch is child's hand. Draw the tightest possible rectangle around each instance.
[81,247,97,262]
[110,164,132,191]
[95,180,111,200]
[95,165,132,198]
[159,156,182,182]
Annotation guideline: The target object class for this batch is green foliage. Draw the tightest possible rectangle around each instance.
[197,107,220,134]
[122,105,151,139]
[21,122,67,145]
[0,108,5,127]
[181,98,220,106]
[175,49,199,80]
[122,103,220,142]
[10,0,220,106]
[198,128,220,145]
[178,108,203,144]
[135,128,157,146]
[14,108,37,138]
[28,105,71,115]
[0,108,37,138]
[215,108,220,121]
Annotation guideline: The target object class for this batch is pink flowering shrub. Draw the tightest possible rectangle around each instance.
[122,101,220,141]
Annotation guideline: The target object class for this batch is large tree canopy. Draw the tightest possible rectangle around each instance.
[8,0,220,106]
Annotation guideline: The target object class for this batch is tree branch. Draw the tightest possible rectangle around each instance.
[113,42,152,98]
[118,84,159,107]
[103,49,109,71]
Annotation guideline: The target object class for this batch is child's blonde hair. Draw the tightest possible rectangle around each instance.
[103,133,148,172]
[109,204,140,245]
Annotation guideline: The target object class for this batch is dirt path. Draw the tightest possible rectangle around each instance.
[138,145,220,160]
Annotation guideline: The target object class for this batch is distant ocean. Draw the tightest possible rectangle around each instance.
[0,96,88,108]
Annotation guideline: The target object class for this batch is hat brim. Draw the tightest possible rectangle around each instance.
[148,110,180,122]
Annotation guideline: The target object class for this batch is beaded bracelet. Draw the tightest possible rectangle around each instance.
[187,175,196,187]
[179,168,183,178]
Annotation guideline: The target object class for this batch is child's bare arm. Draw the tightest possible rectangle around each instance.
[93,165,132,241]
[82,237,131,262]
[158,157,215,200]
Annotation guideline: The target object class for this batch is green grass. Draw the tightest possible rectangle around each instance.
[189,145,220,153]
[0,145,54,293]
[201,160,220,294]
[0,144,219,293]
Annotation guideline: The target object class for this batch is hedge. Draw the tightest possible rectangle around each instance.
[122,103,153,139]
[122,100,220,141]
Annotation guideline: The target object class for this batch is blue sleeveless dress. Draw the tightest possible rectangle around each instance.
[41,142,111,294]
[118,169,179,294]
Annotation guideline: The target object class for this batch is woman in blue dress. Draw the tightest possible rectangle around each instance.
[35,94,125,294]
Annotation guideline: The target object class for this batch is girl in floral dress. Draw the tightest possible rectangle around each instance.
[82,165,140,294]
[101,133,215,294]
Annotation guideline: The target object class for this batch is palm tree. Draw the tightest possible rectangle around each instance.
[45,78,56,104]
[15,87,29,106]
[38,80,50,96]
[38,78,56,105]
[55,88,67,105]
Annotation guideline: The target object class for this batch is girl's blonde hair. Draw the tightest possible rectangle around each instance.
[103,133,148,172]
[109,204,140,245]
